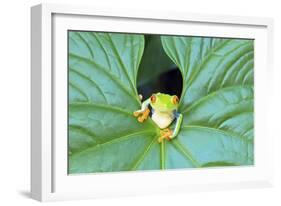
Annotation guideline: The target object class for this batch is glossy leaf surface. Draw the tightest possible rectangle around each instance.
[69,32,158,173]
[69,32,254,174]
[161,36,254,168]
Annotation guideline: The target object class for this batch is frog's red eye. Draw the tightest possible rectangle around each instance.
[172,95,179,105]
[150,94,156,103]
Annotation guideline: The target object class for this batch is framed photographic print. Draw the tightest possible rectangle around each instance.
[31,3,274,201]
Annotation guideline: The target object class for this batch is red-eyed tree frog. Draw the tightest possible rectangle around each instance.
[133,93,183,143]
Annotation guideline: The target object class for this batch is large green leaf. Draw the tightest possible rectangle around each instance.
[161,36,254,168]
[68,32,159,173]
[68,32,254,174]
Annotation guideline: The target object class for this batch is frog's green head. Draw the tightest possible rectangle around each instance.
[150,93,179,112]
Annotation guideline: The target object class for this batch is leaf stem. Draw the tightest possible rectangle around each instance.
[160,141,166,170]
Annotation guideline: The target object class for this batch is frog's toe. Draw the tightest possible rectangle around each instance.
[142,108,150,119]
[158,128,172,143]
[137,116,145,122]
[133,111,141,117]
[134,108,150,123]
[158,135,171,143]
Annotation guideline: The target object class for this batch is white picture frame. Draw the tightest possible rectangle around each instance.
[31,3,274,202]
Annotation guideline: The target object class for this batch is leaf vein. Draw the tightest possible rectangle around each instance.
[105,33,136,91]
[181,85,253,114]
[71,130,156,156]
[69,68,108,103]
[130,137,158,170]
[172,140,201,167]
[69,53,140,104]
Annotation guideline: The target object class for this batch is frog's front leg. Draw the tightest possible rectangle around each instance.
[133,98,150,123]
[158,113,183,143]
[170,113,183,139]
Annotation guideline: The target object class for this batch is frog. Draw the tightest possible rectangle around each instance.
[133,93,183,143]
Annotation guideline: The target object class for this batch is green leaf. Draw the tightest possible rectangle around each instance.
[161,36,254,167]
[68,32,159,173]
[69,32,254,174]
[69,32,142,109]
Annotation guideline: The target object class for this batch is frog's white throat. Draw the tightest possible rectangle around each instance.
[151,110,175,129]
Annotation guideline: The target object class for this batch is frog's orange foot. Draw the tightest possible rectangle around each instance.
[158,128,173,143]
[133,108,150,123]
